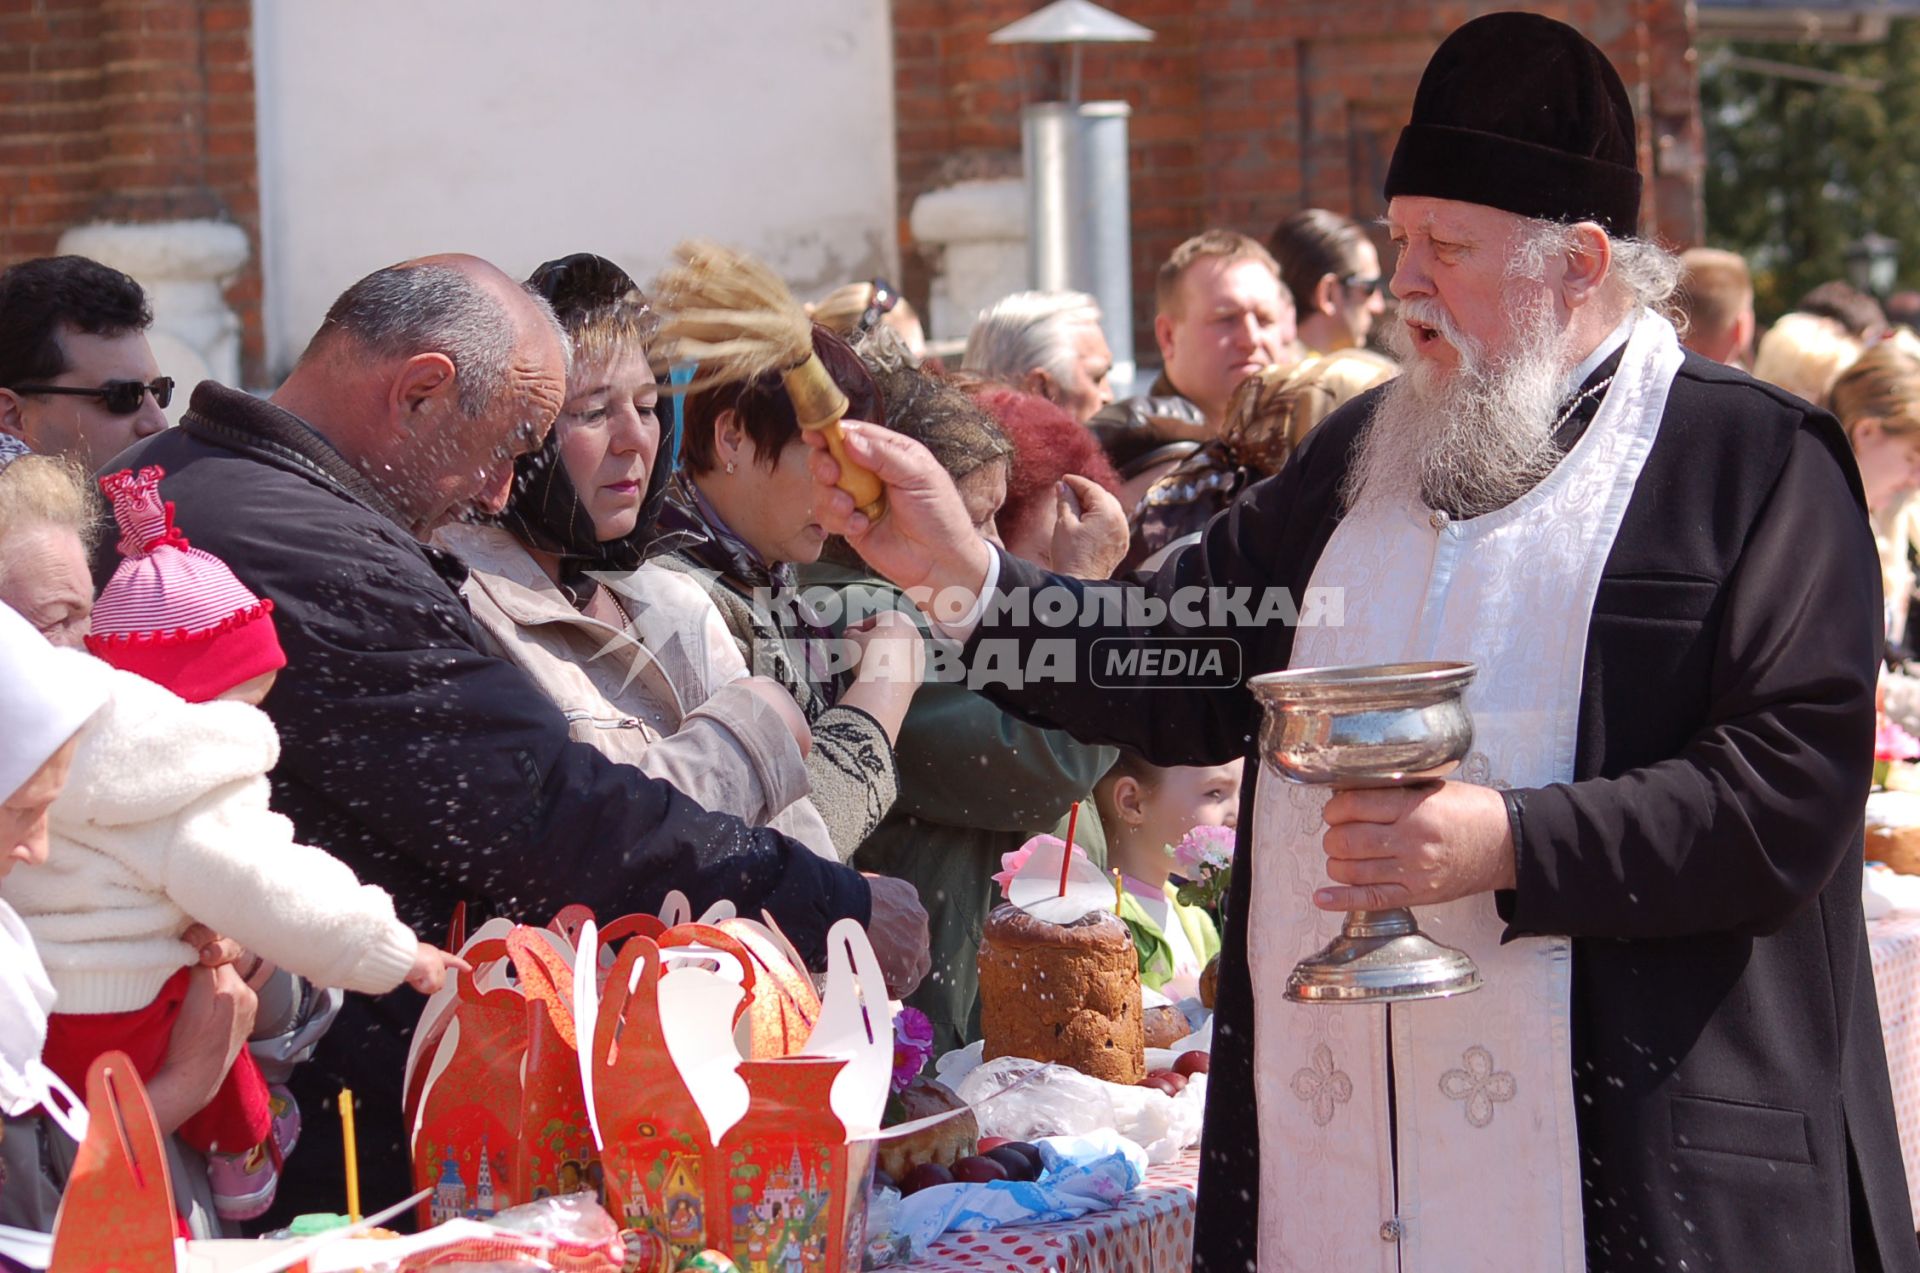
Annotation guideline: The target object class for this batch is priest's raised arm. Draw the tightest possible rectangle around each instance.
[802,417,1335,768]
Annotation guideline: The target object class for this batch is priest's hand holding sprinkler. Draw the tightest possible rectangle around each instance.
[651,241,887,521]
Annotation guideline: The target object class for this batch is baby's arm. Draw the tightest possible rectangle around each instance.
[156,774,423,996]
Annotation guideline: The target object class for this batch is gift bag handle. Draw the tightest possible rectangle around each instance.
[659,922,760,1018]
[598,912,667,946]
[505,927,577,1047]
[547,904,595,948]
[49,1054,175,1273]
[453,938,521,1010]
[592,936,658,1075]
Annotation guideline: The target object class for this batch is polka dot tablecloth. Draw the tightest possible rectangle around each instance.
[1870,914,1920,1224]
[901,1151,1198,1273]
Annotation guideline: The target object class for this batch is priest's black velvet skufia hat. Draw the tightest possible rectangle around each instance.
[1383,11,1642,237]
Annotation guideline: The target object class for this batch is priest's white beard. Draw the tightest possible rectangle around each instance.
[1344,284,1577,518]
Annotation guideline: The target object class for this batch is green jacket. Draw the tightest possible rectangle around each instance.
[1115,883,1223,992]
[798,562,1117,1052]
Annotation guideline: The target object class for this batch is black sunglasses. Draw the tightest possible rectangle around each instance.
[855,278,899,337]
[1339,273,1386,298]
[10,376,173,415]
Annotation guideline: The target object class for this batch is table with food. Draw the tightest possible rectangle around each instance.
[871,872,1216,1273]
[15,820,1220,1273]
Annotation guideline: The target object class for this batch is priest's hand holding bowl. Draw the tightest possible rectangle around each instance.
[1314,781,1517,911]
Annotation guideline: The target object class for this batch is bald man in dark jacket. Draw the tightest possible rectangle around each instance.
[94,256,926,1222]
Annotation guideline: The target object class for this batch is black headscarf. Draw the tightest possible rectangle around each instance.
[501,253,679,607]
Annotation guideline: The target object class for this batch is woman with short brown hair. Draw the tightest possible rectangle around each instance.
[650,324,922,857]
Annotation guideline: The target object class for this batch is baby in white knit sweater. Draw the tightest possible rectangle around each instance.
[8,662,448,1015]
[2,466,460,1220]
[3,655,463,1219]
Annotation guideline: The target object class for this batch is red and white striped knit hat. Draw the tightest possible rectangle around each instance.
[85,466,286,703]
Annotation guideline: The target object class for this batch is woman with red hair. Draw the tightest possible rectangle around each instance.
[971,385,1129,576]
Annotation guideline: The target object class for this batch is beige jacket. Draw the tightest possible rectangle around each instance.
[435,524,835,857]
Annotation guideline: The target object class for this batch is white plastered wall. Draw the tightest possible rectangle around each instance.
[252,1,898,380]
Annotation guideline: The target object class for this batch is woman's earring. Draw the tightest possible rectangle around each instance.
[726,460,736,474]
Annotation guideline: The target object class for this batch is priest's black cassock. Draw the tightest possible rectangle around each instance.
[953,348,1919,1270]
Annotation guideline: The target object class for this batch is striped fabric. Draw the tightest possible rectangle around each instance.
[91,466,268,639]
[87,465,285,703]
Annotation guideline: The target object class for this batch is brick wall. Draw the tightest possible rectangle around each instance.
[892,0,1705,353]
[0,0,263,381]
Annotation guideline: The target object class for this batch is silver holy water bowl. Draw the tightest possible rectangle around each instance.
[1248,661,1484,1004]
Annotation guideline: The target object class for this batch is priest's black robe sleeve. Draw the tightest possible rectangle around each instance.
[960,453,1320,768]
[1503,428,1881,940]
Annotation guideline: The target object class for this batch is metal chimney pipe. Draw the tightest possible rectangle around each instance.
[1023,101,1136,395]
[993,1,1154,399]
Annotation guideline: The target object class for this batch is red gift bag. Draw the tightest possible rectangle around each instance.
[410,928,599,1228]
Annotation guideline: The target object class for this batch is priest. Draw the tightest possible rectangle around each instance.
[804,12,1918,1271]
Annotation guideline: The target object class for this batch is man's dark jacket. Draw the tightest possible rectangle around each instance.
[1084,371,1205,478]
[93,383,870,1220]
[964,352,1919,1270]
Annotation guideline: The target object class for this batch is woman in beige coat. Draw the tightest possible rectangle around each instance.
[434,254,850,856]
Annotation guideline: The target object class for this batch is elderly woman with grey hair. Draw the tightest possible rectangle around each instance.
[962,289,1115,423]
[0,454,98,649]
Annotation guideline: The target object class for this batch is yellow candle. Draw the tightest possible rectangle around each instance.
[1113,868,1124,912]
[340,1087,361,1222]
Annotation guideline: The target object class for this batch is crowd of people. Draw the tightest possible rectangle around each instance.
[3,10,1919,1270]
[0,231,1280,1231]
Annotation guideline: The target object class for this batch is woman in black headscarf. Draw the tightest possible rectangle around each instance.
[433,254,834,854]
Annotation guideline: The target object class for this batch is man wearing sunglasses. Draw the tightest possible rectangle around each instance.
[0,255,171,473]
[1269,207,1390,356]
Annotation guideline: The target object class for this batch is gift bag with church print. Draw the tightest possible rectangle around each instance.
[714,1057,865,1273]
[410,936,526,1227]
[504,925,601,1206]
[409,926,598,1227]
[708,918,895,1273]
[586,931,753,1264]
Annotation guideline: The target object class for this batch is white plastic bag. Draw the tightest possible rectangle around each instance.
[950,1054,1208,1163]
[933,1039,986,1089]
[863,1186,914,1267]
[956,1057,1117,1140]
[1108,1075,1206,1162]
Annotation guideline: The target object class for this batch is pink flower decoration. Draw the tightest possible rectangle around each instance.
[891,1006,936,1093]
[1174,824,1236,873]
[1879,717,1920,763]
[994,834,1094,900]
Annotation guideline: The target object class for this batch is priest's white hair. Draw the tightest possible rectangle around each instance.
[1512,220,1684,319]
[1343,219,1681,518]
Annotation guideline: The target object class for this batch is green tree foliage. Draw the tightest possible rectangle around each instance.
[1702,21,1920,318]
